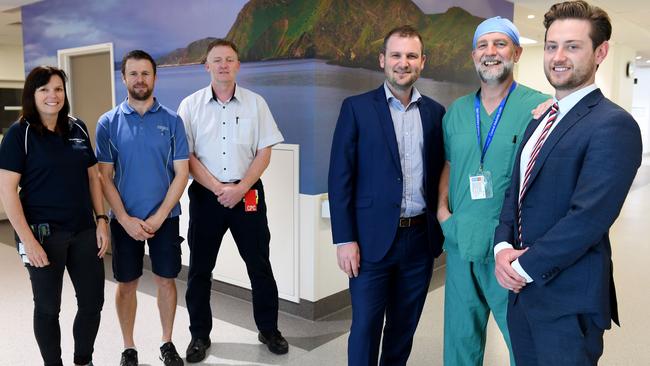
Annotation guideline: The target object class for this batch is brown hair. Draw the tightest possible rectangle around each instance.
[205,39,239,61]
[121,49,157,76]
[543,0,611,49]
[381,25,424,55]
[21,66,71,135]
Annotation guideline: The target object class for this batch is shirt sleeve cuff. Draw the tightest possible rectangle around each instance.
[335,241,355,246]
[493,241,514,260]
[512,259,534,283]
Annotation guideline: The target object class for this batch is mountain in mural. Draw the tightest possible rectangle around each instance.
[157,0,484,83]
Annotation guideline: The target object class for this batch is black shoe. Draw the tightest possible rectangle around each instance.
[258,330,289,355]
[160,342,184,366]
[120,348,138,366]
[185,337,211,363]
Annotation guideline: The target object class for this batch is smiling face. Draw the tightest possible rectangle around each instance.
[34,74,65,120]
[544,18,608,99]
[472,32,521,85]
[123,58,156,101]
[379,34,425,93]
[205,45,241,86]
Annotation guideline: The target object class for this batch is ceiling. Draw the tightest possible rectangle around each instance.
[509,0,650,67]
[0,0,39,46]
[1,0,649,66]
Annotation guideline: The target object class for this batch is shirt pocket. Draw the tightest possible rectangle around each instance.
[234,117,254,144]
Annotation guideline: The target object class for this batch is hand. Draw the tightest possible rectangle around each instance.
[118,215,154,241]
[337,242,360,278]
[144,213,165,235]
[96,220,110,258]
[437,208,452,223]
[24,240,50,267]
[531,98,554,120]
[215,183,247,209]
[495,247,529,293]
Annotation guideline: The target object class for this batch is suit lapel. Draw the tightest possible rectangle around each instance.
[522,90,603,200]
[373,87,402,173]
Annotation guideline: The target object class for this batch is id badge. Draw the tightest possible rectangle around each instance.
[469,170,493,200]
[17,242,30,264]
[243,189,259,212]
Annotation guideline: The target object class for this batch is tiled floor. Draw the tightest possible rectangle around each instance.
[1,167,649,365]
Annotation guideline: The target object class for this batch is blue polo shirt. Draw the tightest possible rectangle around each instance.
[96,98,189,219]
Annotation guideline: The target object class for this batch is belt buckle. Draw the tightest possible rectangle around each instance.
[399,217,411,227]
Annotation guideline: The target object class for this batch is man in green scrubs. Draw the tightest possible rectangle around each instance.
[437,17,549,366]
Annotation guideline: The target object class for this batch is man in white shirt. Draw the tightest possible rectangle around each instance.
[177,39,287,363]
[493,1,642,365]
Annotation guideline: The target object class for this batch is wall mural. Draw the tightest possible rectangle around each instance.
[22,0,513,194]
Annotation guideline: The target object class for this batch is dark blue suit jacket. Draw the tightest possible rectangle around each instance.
[494,89,642,329]
[328,85,446,262]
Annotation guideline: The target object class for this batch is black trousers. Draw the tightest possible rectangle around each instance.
[185,180,279,339]
[24,227,105,366]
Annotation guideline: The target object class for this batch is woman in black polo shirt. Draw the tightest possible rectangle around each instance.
[0,66,108,366]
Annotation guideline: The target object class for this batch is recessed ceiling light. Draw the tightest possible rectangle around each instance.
[519,36,538,45]
[636,56,642,60]
[527,14,535,19]
[646,60,650,63]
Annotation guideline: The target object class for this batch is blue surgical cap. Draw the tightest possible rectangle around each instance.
[473,16,520,49]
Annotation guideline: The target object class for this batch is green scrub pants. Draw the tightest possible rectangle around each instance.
[443,251,515,366]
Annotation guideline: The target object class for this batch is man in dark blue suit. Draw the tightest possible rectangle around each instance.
[493,2,642,365]
[328,25,445,366]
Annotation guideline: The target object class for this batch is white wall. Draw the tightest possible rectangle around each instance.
[632,67,650,153]
[0,44,25,88]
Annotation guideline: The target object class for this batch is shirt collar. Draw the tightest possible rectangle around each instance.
[555,84,598,117]
[383,81,421,111]
[120,97,161,115]
[205,84,240,105]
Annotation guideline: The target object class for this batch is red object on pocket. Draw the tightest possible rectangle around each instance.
[244,189,258,212]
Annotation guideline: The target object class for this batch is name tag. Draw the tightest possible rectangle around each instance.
[244,189,258,212]
[469,170,493,200]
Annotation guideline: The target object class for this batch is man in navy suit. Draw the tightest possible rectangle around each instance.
[328,25,445,366]
[494,2,642,365]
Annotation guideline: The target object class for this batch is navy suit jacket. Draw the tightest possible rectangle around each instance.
[328,85,446,263]
[494,89,642,329]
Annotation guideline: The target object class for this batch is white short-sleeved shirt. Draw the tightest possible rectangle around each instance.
[178,84,284,182]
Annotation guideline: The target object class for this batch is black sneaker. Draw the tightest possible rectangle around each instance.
[120,348,138,366]
[160,342,184,366]
[258,330,289,355]
[186,337,211,363]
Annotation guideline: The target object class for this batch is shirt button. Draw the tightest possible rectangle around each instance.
[222,152,225,155]
[222,106,225,109]
[223,168,226,170]
[222,122,225,125]
[222,137,225,140]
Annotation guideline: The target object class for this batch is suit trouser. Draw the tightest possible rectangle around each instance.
[347,224,433,366]
[443,251,514,366]
[24,228,105,366]
[507,296,604,366]
[185,180,279,339]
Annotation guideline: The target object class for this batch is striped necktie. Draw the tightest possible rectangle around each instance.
[518,103,559,243]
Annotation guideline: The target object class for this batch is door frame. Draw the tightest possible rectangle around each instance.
[57,42,116,114]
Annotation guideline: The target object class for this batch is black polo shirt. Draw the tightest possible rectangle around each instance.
[0,118,97,231]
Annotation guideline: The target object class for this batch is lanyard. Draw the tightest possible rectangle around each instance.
[474,82,517,169]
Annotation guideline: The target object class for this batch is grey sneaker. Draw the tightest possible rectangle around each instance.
[160,342,184,366]
[120,348,138,366]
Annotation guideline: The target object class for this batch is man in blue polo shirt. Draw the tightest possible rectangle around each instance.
[96,50,189,366]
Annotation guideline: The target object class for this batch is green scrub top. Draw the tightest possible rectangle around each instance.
[441,83,550,262]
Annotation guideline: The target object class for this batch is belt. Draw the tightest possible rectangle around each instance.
[398,214,426,227]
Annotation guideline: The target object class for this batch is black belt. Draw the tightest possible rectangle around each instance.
[398,214,426,227]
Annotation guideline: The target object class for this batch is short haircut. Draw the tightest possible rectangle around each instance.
[381,25,424,55]
[543,0,611,49]
[121,49,157,76]
[21,66,71,135]
[205,39,239,61]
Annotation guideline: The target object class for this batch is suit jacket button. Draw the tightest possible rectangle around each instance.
[541,274,548,280]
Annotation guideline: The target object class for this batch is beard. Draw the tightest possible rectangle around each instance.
[544,61,595,92]
[475,56,514,85]
[128,84,153,101]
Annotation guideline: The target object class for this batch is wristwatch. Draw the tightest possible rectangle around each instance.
[96,214,110,223]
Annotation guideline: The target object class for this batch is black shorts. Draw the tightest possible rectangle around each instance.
[110,216,183,282]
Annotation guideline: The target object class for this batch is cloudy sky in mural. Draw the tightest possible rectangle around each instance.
[22,0,248,69]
